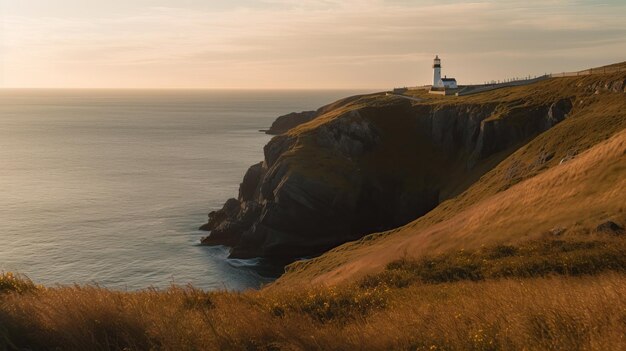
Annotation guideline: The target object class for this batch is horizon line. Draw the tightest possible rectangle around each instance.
[0,87,388,91]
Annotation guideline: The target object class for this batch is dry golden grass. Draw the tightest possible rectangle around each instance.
[2,236,626,350]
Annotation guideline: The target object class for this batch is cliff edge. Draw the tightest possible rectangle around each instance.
[198,69,626,262]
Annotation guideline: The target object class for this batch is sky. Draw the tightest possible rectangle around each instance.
[0,0,625,89]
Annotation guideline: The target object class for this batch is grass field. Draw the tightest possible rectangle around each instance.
[2,234,626,350]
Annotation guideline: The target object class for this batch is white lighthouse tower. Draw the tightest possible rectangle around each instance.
[430,55,457,90]
[433,55,442,87]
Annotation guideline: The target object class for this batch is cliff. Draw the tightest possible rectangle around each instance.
[199,68,626,263]
[277,68,626,286]
[264,110,317,135]
[263,97,364,135]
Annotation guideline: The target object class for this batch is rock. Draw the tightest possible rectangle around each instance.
[264,134,296,167]
[222,198,241,217]
[266,111,318,135]
[198,198,240,232]
[200,220,243,246]
[239,162,264,202]
[610,79,625,93]
[545,98,573,128]
[586,79,626,94]
[559,149,578,165]
[230,172,360,259]
[199,199,261,246]
[596,221,624,235]
[430,104,491,157]
[549,227,567,236]
[199,92,586,261]
[469,99,572,167]
[316,110,380,159]
[535,149,555,166]
[198,211,224,231]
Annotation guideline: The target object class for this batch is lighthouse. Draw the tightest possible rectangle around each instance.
[433,55,442,87]
[431,55,457,89]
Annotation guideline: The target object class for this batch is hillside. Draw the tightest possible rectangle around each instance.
[276,68,626,286]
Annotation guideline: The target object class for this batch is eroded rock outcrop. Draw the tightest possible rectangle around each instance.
[316,110,380,159]
[582,78,626,94]
[200,93,576,261]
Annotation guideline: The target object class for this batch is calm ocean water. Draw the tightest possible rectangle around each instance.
[0,89,372,291]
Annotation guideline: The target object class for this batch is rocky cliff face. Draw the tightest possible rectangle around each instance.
[200,92,576,261]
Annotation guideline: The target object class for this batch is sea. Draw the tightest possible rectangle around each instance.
[0,89,373,291]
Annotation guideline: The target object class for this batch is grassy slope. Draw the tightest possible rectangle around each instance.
[2,237,626,350]
[276,70,626,287]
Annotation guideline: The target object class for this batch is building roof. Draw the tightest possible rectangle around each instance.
[441,78,456,82]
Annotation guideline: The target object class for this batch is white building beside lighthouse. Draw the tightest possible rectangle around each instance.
[432,55,457,89]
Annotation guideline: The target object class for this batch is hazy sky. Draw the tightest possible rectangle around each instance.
[0,0,625,89]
